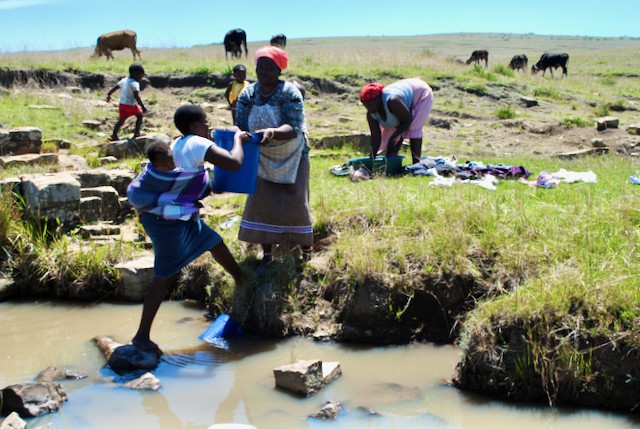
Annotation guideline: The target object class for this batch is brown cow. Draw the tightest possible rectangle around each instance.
[465,50,488,67]
[92,30,141,60]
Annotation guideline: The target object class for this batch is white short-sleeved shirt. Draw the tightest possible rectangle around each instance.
[171,135,213,168]
[118,77,140,106]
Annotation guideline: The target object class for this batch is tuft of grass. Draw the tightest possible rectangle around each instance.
[468,64,498,81]
[532,86,561,100]
[496,105,516,119]
[594,104,610,117]
[493,64,515,77]
[561,117,592,128]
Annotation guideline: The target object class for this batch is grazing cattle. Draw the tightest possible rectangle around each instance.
[531,52,569,77]
[465,50,489,67]
[508,54,528,72]
[92,30,141,60]
[224,28,248,59]
[270,34,287,48]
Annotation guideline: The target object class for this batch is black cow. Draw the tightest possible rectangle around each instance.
[223,28,248,59]
[465,50,488,67]
[270,34,287,48]
[508,54,528,72]
[531,53,569,77]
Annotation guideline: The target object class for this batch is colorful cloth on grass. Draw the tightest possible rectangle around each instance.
[127,165,211,220]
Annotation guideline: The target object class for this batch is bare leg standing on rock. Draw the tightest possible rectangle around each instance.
[131,274,177,355]
[131,241,243,354]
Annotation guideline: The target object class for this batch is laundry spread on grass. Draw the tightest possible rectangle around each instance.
[329,155,599,190]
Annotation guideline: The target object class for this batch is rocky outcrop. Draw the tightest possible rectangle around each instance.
[0,127,42,156]
[0,382,67,417]
[80,186,120,222]
[93,336,161,371]
[9,169,136,229]
[20,173,82,228]
[0,153,57,168]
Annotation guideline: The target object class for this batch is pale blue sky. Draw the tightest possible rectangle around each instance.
[1,0,638,52]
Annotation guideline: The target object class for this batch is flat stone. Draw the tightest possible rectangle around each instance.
[0,411,27,429]
[123,372,161,390]
[273,359,342,396]
[78,223,121,238]
[596,116,619,131]
[114,253,154,301]
[309,400,343,420]
[35,366,87,382]
[99,156,118,165]
[82,120,103,130]
[0,153,58,168]
[627,124,640,135]
[44,138,72,149]
[555,147,609,160]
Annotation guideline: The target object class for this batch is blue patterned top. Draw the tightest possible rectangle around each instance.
[235,80,305,135]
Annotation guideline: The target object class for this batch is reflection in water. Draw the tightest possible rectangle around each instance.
[1,302,639,429]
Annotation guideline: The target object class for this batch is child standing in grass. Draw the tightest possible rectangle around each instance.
[106,63,148,141]
[224,64,248,125]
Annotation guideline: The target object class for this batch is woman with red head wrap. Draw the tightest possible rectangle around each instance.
[235,46,313,272]
[361,78,433,165]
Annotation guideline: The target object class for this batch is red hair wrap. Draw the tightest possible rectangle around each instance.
[254,46,288,71]
[360,83,385,102]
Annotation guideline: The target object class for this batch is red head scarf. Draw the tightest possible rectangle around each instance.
[360,83,385,102]
[255,46,288,71]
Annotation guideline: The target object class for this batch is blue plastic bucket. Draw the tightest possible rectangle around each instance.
[199,313,244,347]
[212,129,260,194]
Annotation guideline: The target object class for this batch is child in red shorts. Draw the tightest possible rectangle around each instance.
[106,63,148,141]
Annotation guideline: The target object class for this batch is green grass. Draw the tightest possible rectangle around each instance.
[496,105,516,119]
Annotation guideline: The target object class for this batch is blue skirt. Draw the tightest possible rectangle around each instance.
[140,213,223,277]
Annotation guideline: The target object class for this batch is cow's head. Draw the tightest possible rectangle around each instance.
[531,65,540,74]
[90,46,102,59]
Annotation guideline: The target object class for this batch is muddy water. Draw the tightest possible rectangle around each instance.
[1,301,638,429]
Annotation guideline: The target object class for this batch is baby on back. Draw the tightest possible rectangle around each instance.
[146,141,176,172]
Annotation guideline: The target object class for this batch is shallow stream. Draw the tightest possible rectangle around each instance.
[1,301,638,428]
